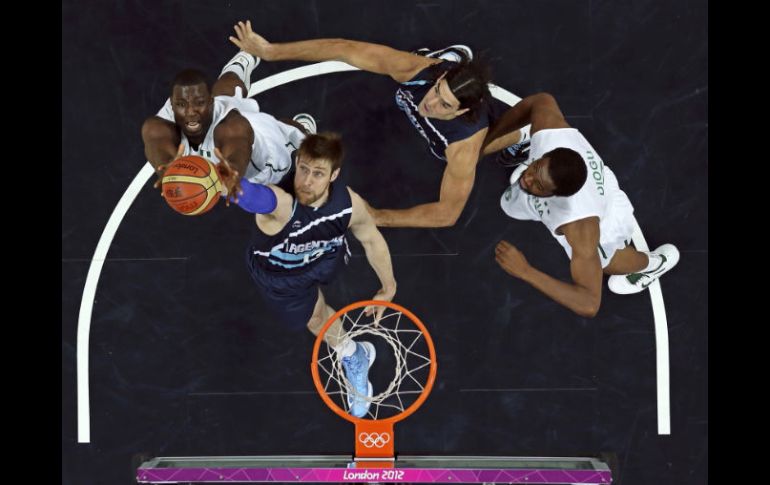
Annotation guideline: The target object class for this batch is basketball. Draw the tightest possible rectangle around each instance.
[161,155,222,216]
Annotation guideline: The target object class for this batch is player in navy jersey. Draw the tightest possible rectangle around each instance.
[217,132,396,417]
[228,20,530,228]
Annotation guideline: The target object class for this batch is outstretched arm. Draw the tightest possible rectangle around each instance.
[214,149,294,225]
[348,188,397,318]
[495,217,603,317]
[371,129,485,228]
[146,142,185,192]
[213,112,254,200]
[482,92,570,152]
[141,115,184,191]
[229,20,434,82]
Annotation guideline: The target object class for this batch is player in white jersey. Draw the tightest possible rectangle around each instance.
[141,51,314,202]
[484,93,680,316]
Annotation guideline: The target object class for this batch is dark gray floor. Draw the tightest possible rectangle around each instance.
[62,1,707,484]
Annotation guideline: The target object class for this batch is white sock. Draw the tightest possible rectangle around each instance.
[641,253,663,272]
[220,63,249,85]
[519,127,530,143]
[334,339,357,358]
[219,52,256,86]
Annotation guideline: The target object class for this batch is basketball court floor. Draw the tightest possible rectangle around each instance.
[62,1,707,484]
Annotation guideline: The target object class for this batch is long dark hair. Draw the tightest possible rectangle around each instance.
[443,59,492,122]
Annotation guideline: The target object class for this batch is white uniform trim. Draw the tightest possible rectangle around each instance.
[252,206,354,256]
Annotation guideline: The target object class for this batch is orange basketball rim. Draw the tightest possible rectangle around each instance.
[311,300,437,465]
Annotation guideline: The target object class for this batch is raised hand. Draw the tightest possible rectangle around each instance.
[229,21,272,59]
[363,286,396,325]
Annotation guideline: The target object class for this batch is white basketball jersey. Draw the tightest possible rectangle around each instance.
[500,128,635,259]
[156,88,303,185]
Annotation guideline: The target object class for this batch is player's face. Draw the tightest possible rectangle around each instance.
[519,157,557,197]
[417,75,466,120]
[294,156,339,206]
[171,83,214,141]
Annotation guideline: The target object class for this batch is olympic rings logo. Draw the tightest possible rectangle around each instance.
[358,432,391,448]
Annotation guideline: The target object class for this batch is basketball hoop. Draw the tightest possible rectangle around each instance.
[311,300,437,465]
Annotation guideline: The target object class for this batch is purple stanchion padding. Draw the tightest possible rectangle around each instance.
[136,467,612,483]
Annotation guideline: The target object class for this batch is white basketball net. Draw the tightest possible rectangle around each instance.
[316,306,433,419]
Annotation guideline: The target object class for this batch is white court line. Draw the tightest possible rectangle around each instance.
[630,220,671,435]
[491,81,670,434]
[76,60,670,443]
[248,61,359,96]
[76,163,155,442]
[488,84,522,106]
[76,61,361,444]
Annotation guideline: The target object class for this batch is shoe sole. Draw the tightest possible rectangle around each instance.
[347,341,376,417]
[350,381,374,418]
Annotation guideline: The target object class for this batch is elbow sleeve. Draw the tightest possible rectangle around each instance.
[229,179,277,214]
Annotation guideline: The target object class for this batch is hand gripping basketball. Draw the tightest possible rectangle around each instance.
[213,147,243,207]
[153,143,186,191]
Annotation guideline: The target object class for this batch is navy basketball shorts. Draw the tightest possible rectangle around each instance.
[246,249,346,331]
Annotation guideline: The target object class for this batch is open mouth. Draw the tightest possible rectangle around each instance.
[185,121,202,133]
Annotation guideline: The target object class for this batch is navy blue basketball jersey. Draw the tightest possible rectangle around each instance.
[394,60,498,161]
[249,180,352,275]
